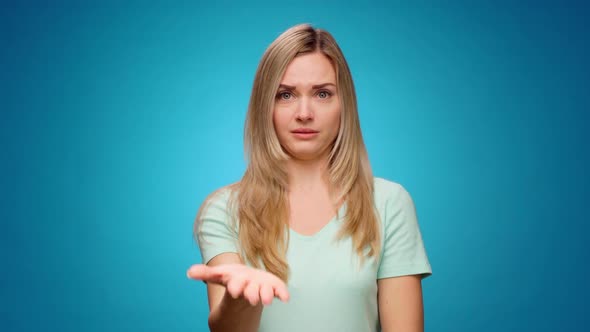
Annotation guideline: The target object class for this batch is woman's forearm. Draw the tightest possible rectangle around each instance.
[209,290,263,332]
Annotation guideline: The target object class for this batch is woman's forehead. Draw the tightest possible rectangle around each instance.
[280,53,336,88]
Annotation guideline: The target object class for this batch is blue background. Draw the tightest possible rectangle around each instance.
[2,1,589,331]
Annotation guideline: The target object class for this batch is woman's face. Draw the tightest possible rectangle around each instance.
[273,52,341,162]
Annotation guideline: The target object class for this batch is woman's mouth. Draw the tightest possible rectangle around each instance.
[292,128,319,139]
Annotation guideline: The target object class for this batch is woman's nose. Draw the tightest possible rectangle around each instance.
[296,98,313,121]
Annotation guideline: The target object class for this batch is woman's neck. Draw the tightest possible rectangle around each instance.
[285,157,330,192]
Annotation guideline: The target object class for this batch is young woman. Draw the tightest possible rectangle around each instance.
[187,24,432,332]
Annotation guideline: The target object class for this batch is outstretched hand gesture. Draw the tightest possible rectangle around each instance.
[187,263,290,306]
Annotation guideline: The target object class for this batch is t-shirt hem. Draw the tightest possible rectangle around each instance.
[202,248,239,264]
[377,263,433,280]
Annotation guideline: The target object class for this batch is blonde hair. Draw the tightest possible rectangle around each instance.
[195,24,379,282]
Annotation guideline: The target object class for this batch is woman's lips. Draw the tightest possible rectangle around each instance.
[291,129,319,139]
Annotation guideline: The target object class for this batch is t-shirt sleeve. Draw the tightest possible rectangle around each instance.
[197,189,240,264]
[377,185,433,280]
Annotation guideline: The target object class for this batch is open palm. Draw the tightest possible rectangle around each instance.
[187,263,290,306]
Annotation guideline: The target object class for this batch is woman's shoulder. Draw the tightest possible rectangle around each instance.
[204,181,241,202]
[197,182,239,218]
[373,177,406,197]
[203,183,235,201]
[372,177,414,210]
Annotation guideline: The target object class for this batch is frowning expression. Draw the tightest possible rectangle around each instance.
[273,52,341,161]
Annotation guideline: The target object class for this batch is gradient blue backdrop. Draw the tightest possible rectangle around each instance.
[3,1,589,331]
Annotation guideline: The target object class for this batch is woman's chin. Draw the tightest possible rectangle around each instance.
[285,149,330,162]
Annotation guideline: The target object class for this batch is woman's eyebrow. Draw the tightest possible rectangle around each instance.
[311,83,336,89]
[278,84,296,90]
[278,83,336,90]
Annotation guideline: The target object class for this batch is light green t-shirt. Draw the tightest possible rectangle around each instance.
[198,177,432,332]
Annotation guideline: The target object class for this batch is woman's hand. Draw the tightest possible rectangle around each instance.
[187,263,290,306]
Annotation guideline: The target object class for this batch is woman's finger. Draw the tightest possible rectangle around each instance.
[186,264,208,279]
[243,281,261,306]
[226,275,248,299]
[272,282,290,302]
[186,264,222,284]
[259,283,274,306]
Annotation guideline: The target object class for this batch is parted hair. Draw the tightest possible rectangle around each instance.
[195,24,380,282]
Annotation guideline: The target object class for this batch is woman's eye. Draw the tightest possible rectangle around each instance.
[317,90,332,99]
[278,92,292,100]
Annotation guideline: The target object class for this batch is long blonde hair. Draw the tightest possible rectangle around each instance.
[195,24,379,282]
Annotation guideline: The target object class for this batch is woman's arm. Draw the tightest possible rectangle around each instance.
[205,253,262,332]
[187,252,289,332]
[378,275,425,332]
